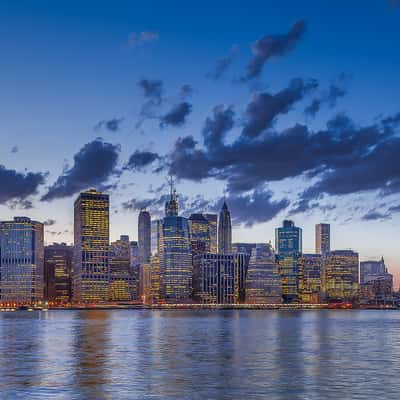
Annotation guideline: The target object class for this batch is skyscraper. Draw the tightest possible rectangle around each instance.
[324,250,359,302]
[245,243,282,304]
[151,219,162,256]
[0,217,44,304]
[73,189,110,303]
[138,209,151,264]
[315,223,330,256]
[275,220,302,303]
[188,213,211,254]
[160,185,192,303]
[44,243,73,304]
[299,253,322,304]
[218,200,232,254]
[203,213,217,253]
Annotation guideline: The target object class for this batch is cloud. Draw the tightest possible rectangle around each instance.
[138,78,163,104]
[94,117,124,132]
[305,84,347,117]
[208,44,238,80]
[11,146,19,154]
[361,210,390,221]
[125,150,160,171]
[242,77,317,138]
[244,20,306,80]
[160,102,192,127]
[43,218,56,226]
[180,84,193,98]
[128,31,159,47]
[0,165,46,205]
[7,199,34,210]
[41,139,120,201]
[203,105,235,149]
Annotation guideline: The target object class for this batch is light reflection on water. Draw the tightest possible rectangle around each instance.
[0,310,399,399]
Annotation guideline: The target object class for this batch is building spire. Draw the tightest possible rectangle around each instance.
[165,175,179,216]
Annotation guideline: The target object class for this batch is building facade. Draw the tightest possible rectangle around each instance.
[138,209,151,264]
[44,243,73,304]
[73,189,110,303]
[218,201,232,254]
[204,213,218,254]
[324,250,359,302]
[0,217,44,304]
[315,223,330,256]
[299,254,322,304]
[188,213,211,254]
[193,253,248,304]
[159,188,192,303]
[275,220,302,303]
[245,243,282,304]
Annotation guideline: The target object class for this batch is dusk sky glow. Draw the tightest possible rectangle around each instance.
[1,1,400,285]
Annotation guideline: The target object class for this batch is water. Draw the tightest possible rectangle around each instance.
[0,310,399,399]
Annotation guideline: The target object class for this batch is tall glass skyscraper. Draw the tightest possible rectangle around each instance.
[138,209,151,264]
[218,200,232,254]
[275,220,302,303]
[315,223,330,256]
[151,219,162,256]
[160,186,192,303]
[203,213,217,253]
[0,217,44,304]
[73,189,110,303]
[245,243,282,304]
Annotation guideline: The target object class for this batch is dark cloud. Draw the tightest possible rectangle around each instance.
[11,146,19,154]
[41,139,120,201]
[0,165,46,205]
[94,117,124,132]
[361,210,390,221]
[43,218,56,226]
[8,199,34,210]
[305,84,346,116]
[208,44,238,80]
[244,20,306,80]
[203,105,235,149]
[138,78,163,105]
[125,150,160,171]
[242,78,317,138]
[128,31,159,47]
[180,84,193,98]
[160,102,192,127]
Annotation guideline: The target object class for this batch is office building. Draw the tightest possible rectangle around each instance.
[275,220,302,303]
[138,209,151,264]
[0,217,44,304]
[245,243,282,304]
[360,257,388,284]
[151,219,162,256]
[299,254,322,304]
[188,213,210,254]
[218,200,232,254]
[44,243,73,304]
[204,213,218,253]
[73,189,110,303]
[159,186,192,303]
[315,223,330,256]
[232,242,257,257]
[193,253,248,304]
[324,250,359,302]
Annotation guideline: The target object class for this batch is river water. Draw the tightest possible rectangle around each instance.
[0,309,399,399]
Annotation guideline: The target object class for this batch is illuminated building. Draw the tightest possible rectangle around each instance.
[151,219,162,256]
[150,254,161,304]
[315,223,330,256]
[44,243,73,304]
[139,263,152,304]
[129,240,140,299]
[275,220,302,303]
[0,217,44,304]
[203,214,217,253]
[193,253,248,304]
[188,214,210,254]
[218,200,232,254]
[109,235,135,301]
[299,254,322,304]
[245,243,282,304]
[159,184,192,303]
[73,189,110,303]
[360,257,388,284]
[138,209,151,263]
[360,275,393,305]
[324,250,359,302]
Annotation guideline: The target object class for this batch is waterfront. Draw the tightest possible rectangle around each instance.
[0,310,399,399]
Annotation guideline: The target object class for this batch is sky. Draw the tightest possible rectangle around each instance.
[0,0,399,284]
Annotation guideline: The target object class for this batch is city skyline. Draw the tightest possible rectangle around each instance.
[0,1,399,286]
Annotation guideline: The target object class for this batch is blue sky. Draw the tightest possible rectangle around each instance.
[0,0,399,283]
